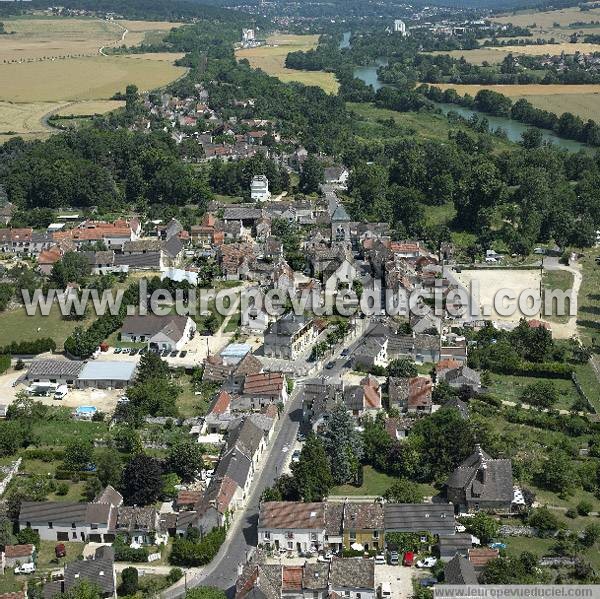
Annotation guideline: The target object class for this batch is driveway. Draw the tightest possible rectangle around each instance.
[376,564,415,599]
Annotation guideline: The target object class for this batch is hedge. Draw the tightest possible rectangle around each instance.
[0,338,56,356]
[0,354,10,375]
[22,448,66,462]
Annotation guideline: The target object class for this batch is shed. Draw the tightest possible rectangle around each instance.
[76,361,136,389]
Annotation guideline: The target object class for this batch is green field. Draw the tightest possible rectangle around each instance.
[577,250,600,346]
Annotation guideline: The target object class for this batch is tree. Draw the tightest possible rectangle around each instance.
[459,512,499,544]
[290,434,333,501]
[59,580,104,599]
[521,128,543,149]
[120,567,138,596]
[387,358,418,378]
[535,449,575,495]
[382,479,423,503]
[95,448,123,488]
[299,154,324,194]
[50,252,91,288]
[63,439,93,473]
[121,454,163,506]
[185,588,227,599]
[137,352,170,381]
[84,477,102,501]
[527,506,561,537]
[321,403,363,485]
[16,526,40,548]
[582,522,600,548]
[168,441,204,482]
[520,381,558,409]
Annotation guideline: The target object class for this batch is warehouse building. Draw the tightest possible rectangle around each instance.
[75,361,137,389]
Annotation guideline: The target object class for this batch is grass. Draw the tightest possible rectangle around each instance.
[331,465,437,498]
[47,481,87,502]
[543,270,574,324]
[501,536,555,559]
[487,372,581,411]
[33,417,109,446]
[0,304,95,349]
[423,203,456,228]
[236,34,339,94]
[37,541,83,571]
[0,572,22,594]
[173,372,211,419]
[53,100,125,117]
[576,249,600,347]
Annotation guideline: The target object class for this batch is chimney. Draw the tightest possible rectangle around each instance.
[480,462,488,483]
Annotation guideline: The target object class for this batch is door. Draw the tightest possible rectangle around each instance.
[57,532,69,541]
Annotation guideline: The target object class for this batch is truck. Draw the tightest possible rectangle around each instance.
[27,382,59,397]
[54,385,68,400]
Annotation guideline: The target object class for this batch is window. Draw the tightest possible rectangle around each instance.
[71,523,76,529]
[91,523,98,530]
[48,522,53,529]
[286,532,294,539]
[349,530,356,541]
[26,522,30,528]
[287,541,293,549]
[264,531,271,540]
[310,532,317,541]
[357,594,361,599]
[373,530,379,539]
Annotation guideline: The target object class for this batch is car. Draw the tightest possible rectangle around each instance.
[55,543,66,558]
[291,450,301,463]
[180,351,188,357]
[14,563,35,575]
[317,552,333,563]
[389,551,399,566]
[403,551,415,567]
[325,361,335,370]
[170,351,178,357]
[296,433,306,443]
[113,347,122,354]
[419,578,437,588]
[374,554,386,566]
[489,542,506,550]
[416,557,438,568]
[162,349,170,357]
[341,348,349,357]
[130,348,139,356]
[121,348,130,354]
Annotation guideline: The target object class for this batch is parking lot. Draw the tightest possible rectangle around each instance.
[376,564,418,599]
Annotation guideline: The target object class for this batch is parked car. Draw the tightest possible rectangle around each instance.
[121,348,130,354]
[15,563,35,575]
[341,348,349,357]
[291,450,301,463]
[170,351,178,357]
[296,433,306,442]
[374,554,386,565]
[130,348,139,356]
[325,361,335,370]
[403,552,415,567]
[389,551,399,566]
[489,542,506,550]
[317,552,333,563]
[55,543,66,558]
[180,351,188,358]
[417,557,437,568]
[113,347,122,354]
[419,578,437,588]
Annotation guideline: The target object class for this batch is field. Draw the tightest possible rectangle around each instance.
[0,18,186,141]
[53,100,125,117]
[236,34,339,93]
[433,83,600,121]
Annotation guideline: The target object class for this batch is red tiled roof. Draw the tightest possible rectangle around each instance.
[5,544,34,558]
[282,566,303,590]
[528,319,551,330]
[210,390,231,415]
[468,547,499,567]
[259,501,325,529]
[243,372,285,396]
[176,490,202,506]
[436,358,461,372]
[408,377,432,408]
[38,246,62,265]
[0,593,26,599]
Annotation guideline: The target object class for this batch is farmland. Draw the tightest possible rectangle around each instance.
[0,18,186,142]
[236,34,339,93]
[432,83,600,121]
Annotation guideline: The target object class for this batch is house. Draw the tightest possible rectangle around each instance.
[411,312,442,335]
[243,372,288,403]
[446,445,513,513]
[444,554,478,585]
[439,365,481,393]
[19,501,117,542]
[115,506,160,545]
[258,501,326,554]
[323,166,349,187]
[2,544,35,568]
[227,415,269,469]
[330,204,351,245]
[329,557,375,599]
[341,502,384,552]
[384,504,455,536]
[251,175,271,202]
[343,375,382,417]
[438,533,473,562]
[442,396,470,420]
[175,490,203,512]
[468,547,499,569]
[194,475,241,534]
[218,242,255,279]
[324,258,359,295]
[264,313,316,360]
[75,361,137,389]
[352,337,388,371]
[37,246,63,275]
[26,359,84,386]
[120,314,196,350]
[43,546,116,599]
[388,376,433,414]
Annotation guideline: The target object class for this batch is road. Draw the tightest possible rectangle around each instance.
[162,318,373,598]
[162,384,304,598]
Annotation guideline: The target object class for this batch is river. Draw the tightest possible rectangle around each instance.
[351,62,587,151]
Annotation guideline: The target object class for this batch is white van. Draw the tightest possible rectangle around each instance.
[15,562,36,574]
[378,582,391,599]
[54,385,68,400]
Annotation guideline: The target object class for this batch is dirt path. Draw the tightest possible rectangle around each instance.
[543,259,582,339]
[99,20,129,56]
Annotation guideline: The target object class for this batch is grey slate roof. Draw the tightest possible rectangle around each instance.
[223,207,263,221]
[63,546,115,597]
[384,503,455,535]
[215,445,252,488]
[266,312,312,337]
[114,252,161,268]
[20,501,112,526]
[26,359,84,380]
[121,314,188,341]
[329,557,374,590]
[228,416,265,458]
[331,204,351,222]
[444,554,478,585]
[438,533,473,558]
[446,445,513,504]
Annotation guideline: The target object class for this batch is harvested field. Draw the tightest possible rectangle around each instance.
[119,19,182,47]
[53,100,125,116]
[236,34,339,93]
[0,100,66,137]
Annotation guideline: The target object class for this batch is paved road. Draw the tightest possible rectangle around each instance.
[162,385,304,598]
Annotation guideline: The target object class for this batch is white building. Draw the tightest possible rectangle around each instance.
[250,175,271,202]
[242,28,255,43]
[394,19,407,35]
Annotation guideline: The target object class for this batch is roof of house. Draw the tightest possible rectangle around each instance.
[123,239,163,253]
[302,563,329,589]
[4,544,34,558]
[233,353,263,377]
[443,397,469,420]
[223,207,263,221]
[266,312,312,337]
[215,445,252,488]
[116,506,157,532]
[27,359,84,380]
[343,503,384,530]
[19,501,112,526]
[94,485,123,508]
[63,546,115,597]
[329,557,374,590]
[228,416,265,457]
[331,204,351,222]
[438,533,473,556]
[443,365,481,386]
[468,547,499,568]
[407,377,433,408]
[121,314,189,342]
[0,593,26,599]
[198,475,239,516]
[210,390,232,415]
[446,445,513,504]
[114,252,162,268]
[259,501,325,530]
[324,503,344,536]
[77,361,136,382]
[436,358,461,372]
[384,504,455,535]
[176,490,203,506]
[243,372,285,396]
[282,566,303,591]
[444,554,478,585]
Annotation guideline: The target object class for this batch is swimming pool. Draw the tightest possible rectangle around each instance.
[76,406,97,414]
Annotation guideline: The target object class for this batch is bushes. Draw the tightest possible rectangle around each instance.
[113,536,149,563]
[0,354,10,375]
[0,338,56,356]
[170,527,226,567]
[166,568,183,585]
[22,448,65,462]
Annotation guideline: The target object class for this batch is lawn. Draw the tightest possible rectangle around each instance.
[236,34,339,94]
[0,304,95,349]
[37,541,83,571]
[487,372,582,412]
[331,465,437,498]
[423,204,456,229]
[33,417,109,447]
[576,249,600,346]
[173,372,212,419]
[0,572,22,594]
